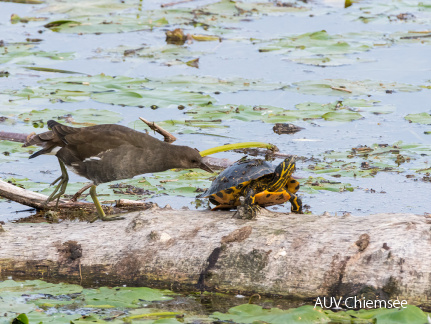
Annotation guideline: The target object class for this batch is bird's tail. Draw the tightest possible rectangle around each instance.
[23,120,70,159]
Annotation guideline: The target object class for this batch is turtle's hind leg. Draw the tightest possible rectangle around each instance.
[233,188,260,220]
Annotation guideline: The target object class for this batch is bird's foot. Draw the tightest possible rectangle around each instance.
[88,214,125,223]
[43,160,69,209]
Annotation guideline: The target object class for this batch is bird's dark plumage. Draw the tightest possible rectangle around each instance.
[24,120,212,185]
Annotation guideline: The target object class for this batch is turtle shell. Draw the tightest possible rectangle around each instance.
[198,158,276,198]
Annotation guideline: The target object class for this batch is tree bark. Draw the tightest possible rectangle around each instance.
[0,206,430,309]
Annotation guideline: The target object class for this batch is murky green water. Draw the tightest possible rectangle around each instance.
[1,279,429,323]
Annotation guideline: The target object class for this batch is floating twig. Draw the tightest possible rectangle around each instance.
[331,86,352,93]
[139,117,177,143]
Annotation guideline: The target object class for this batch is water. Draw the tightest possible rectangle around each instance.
[0,0,430,222]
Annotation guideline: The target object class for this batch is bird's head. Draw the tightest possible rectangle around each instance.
[178,146,214,173]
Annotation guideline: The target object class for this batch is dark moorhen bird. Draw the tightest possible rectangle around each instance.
[23,120,213,221]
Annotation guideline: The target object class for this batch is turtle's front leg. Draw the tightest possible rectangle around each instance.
[289,192,303,214]
[233,187,260,220]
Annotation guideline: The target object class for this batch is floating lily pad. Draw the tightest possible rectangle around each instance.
[82,286,174,308]
[289,79,423,96]
[301,176,355,193]
[185,99,391,125]
[260,30,383,66]
[6,74,288,108]
[310,142,431,179]
[44,16,171,34]
[7,74,215,108]
[0,42,74,64]
[391,31,431,45]
[212,303,431,324]
[0,140,34,162]
[16,108,122,128]
[40,0,309,34]
[348,1,431,25]
[0,279,83,295]
[107,45,203,67]
[212,304,330,324]
[405,112,431,125]
[24,66,82,74]
[91,88,213,108]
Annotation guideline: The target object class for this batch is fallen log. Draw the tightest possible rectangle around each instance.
[0,206,430,309]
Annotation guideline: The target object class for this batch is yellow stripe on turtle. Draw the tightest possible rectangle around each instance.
[270,160,296,192]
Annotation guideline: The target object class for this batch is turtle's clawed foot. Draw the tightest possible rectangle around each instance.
[234,204,260,220]
[289,194,303,214]
[233,197,260,220]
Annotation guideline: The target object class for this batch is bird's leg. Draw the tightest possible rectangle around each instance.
[70,182,93,202]
[45,158,69,209]
[89,185,124,222]
[233,187,260,220]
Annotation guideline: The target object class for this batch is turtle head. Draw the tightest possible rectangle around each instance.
[270,155,297,191]
[176,146,214,173]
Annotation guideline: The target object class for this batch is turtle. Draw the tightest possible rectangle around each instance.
[198,156,302,219]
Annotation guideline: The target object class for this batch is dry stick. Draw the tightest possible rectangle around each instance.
[70,183,93,202]
[139,117,177,143]
[330,86,352,93]
[0,179,154,213]
[0,131,33,143]
[161,0,195,8]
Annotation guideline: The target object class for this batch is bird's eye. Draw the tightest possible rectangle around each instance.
[191,159,197,163]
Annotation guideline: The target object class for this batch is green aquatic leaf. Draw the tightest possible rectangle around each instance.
[17,108,122,126]
[301,176,354,192]
[11,314,29,324]
[108,44,203,67]
[6,74,288,108]
[212,304,330,324]
[186,99,389,125]
[405,112,431,125]
[0,279,83,295]
[347,1,431,25]
[312,142,431,178]
[391,31,431,45]
[40,0,309,35]
[260,30,381,66]
[24,66,82,74]
[82,286,174,308]
[91,88,213,108]
[0,42,74,64]
[322,111,363,122]
[0,140,34,162]
[346,305,429,324]
[289,79,422,96]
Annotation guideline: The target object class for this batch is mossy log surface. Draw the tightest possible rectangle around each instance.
[0,208,430,307]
